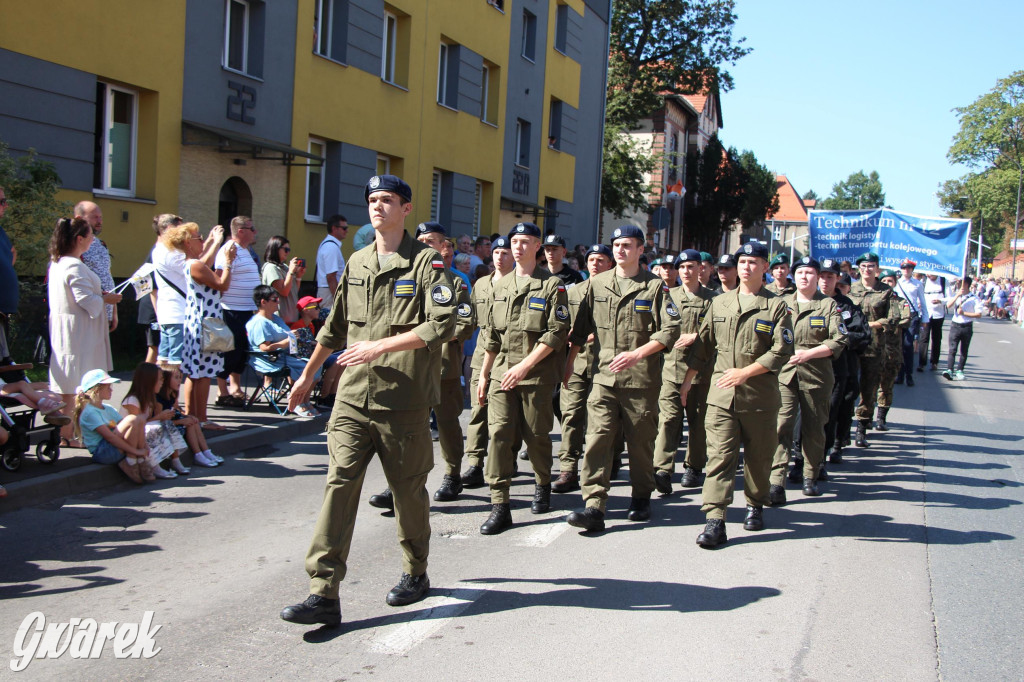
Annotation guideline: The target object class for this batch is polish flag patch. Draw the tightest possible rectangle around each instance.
[431,259,444,269]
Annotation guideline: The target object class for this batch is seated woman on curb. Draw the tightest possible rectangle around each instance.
[245,285,322,418]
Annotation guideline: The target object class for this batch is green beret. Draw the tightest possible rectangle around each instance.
[880,269,899,280]
[769,253,790,268]
[699,251,714,263]
[855,251,880,265]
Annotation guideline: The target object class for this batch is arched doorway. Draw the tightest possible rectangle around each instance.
[218,176,253,227]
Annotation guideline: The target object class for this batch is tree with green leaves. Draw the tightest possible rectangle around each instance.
[946,70,1024,259]
[802,189,820,203]
[736,149,780,231]
[0,140,69,276]
[820,170,887,211]
[937,175,1014,254]
[600,0,750,216]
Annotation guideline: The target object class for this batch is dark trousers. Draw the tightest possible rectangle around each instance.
[217,309,254,378]
[947,322,973,371]
[897,316,920,381]
[838,353,860,442]
[926,318,945,366]
[824,358,849,453]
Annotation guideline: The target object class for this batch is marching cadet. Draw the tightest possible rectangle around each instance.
[847,252,896,448]
[653,250,715,494]
[766,253,796,296]
[834,273,861,451]
[554,243,615,493]
[543,233,585,287]
[681,241,793,548]
[281,175,456,625]
[818,259,871,465]
[477,222,569,535]
[698,251,715,288]
[715,253,738,293]
[461,236,516,489]
[875,269,911,431]
[768,257,848,504]
[650,256,680,290]
[565,225,680,532]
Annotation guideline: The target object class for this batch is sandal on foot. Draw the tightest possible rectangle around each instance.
[44,414,72,427]
[60,437,85,449]
[201,421,227,431]
[37,397,67,415]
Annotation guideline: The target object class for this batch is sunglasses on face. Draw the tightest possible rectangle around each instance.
[283,247,291,253]
[265,296,280,303]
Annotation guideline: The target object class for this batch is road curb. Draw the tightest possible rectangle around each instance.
[0,416,327,514]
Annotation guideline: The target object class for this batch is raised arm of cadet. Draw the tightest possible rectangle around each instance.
[789,299,848,366]
[288,251,456,411]
[608,284,680,373]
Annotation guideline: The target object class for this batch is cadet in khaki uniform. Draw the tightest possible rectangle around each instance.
[554,243,615,493]
[766,253,796,296]
[682,241,794,548]
[768,257,848,504]
[280,175,456,626]
[847,252,895,448]
[461,236,516,489]
[875,269,911,431]
[653,249,715,494]
[565,225,680,532]
[477,222,569,535]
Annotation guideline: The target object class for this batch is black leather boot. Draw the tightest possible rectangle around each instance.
[567,507,605,532]
[743,505,765,531]
[696,519,727,548]
[828,445,843,464]
[433,474,463,502]
[680,466,701,488]
[480,503,513,535]
[803,478,821,496]
[530,484,551,514]
[461,465,485,488]
[386,573,430,606]
[368,488,394,510]
[626,497,651,521]
[280,595,342,625]
[654,470,672,495]
[787,457,804,483]
[769,484,787,506]
[855,420,869,448]
[875,407,889,431]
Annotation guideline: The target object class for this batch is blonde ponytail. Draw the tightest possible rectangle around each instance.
[72,387,102,441]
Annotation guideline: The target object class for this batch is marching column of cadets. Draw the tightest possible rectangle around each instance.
[276,172,910,627]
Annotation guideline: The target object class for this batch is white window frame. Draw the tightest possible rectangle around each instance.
[521,10,536,62]
[96,83,138,197]
[315,0,332,57]
[480,64,490,121]
[376,154,391,176]
[473,181,483,237]
[431,170,442,222]
[305,138,326,221]
[381,11,397,82]
[223,0,250,73]
[515,119,530,169]
[437,42,450,105]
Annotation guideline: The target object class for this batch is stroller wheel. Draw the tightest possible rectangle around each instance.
[36,440,60,465]
[2,449,23,472]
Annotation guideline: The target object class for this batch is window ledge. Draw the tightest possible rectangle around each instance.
[481,119,499,129]
[313,53,348,68]
[381,78,409,92]
[553,46,568,58]
[304,218,327,226]
[92,191,156,205]
[514,163,530,170]
[521,55,535,64]
[221,66,265,83]
[437,101,459,113]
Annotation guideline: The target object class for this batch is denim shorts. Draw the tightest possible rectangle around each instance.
[91,439,125,465]
[158,323,185,364]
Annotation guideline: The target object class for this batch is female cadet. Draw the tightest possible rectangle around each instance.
[768,257,848,503]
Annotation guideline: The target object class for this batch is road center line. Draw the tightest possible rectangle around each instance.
[366,587,487,655]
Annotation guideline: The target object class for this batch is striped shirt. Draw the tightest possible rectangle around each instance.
[216,240,259,311]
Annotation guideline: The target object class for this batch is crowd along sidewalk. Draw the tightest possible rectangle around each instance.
[0,370,328,513]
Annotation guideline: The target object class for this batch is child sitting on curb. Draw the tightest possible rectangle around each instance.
[157,367,222,468]
[72,369,150,483]
[121,362,198,478]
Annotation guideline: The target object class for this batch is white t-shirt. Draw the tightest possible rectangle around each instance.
[949,294,980,324]
[152,241,188,324]
[216,241,260,311]
[316,235,345,288]
[924,277,947,320]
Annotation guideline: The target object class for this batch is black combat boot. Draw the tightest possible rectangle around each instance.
[433,474,463,502]
[461,465,485,488]
[531,484,551,514]
[769,484,787,506]
[654,470,672,495]
[626,497,651,521]
[803,478,821,496]
[828,445,843,464]
[386,573,430,606]
[368,488,394,510]
[855,420,869,448]
[480,503,513,535]
[743,505,765,531]
[787,457,804,483]
[280,595,342,625]
[817,464,829,482]
[875,407,889,431]
[567,507,605,532]
[680,466,702,488]
[696,519,727,548]
[551,470,580,493]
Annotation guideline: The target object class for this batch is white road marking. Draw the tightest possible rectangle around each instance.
[514,512,571,547]
[998,340,1011,344]
[366,587,487,655]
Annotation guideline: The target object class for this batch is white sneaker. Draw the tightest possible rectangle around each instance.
[171,459,191,475]
[152,464,178,479]
[193,452,219,468]
[208,452,224,463]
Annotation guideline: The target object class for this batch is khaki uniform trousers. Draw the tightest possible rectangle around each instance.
[653,380,710,474]
[771,379,832,485]
[306,401,433,599]
[466,366,522,469]
[485,383,553,503]
[436,378,465,475]
[876,351,901,409]
[557,371,590,473]
[701,404,776,519]
[580,384,659,512]
[855,355,883,421]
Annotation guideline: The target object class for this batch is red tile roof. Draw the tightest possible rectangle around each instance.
[770,175,808,222]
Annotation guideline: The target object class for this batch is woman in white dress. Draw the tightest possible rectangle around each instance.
[48,217,122,445]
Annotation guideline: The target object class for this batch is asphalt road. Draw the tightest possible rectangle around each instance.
[2,318,1022,681]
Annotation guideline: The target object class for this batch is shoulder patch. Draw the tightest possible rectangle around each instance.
[555,304,569,320]
[754,319,775,335]
[557,284,566,293]
[841,310,852,320]
[666,302,680,318]
[782,328,794,344]
[838,322,848,335]
[431,258,445,270]
[431,284,454,304]
[528,296,547,312]
[457,302,472,318]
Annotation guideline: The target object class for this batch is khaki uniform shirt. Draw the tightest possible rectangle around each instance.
[442,278,476,380]
[566,279,595,378]
[662,284,715,385]
[883,294,911,361]
[316,231,456,411]
[483,268,569,386]
[569,270,680,389]
[848,279,895,358]
[688,287,794,413]
[469,273,498,371]
[778,291,848,388]
[766,279,796,296]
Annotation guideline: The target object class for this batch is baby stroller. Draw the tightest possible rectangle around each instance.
[1,362,62,472]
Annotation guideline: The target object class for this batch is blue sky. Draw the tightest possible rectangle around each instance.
[720,0,1022,216]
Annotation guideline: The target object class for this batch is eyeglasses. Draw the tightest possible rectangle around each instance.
[239,225,255,231]
[266,296,280,303]
[283,247,291,253]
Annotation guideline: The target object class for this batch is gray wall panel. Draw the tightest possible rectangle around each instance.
[347,0,384,77]
[457,47,483,117]
[336,142,377,224]
[560,102,579,156]
[501,0,547,204]
[450,173,478,236]
[584,0,611,23]
[565,7,584,63]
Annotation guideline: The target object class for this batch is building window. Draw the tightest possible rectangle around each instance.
[376,154,390,176]
[305,139,326,220]
[314,0,348,62]
[93,82,137,196]
[473,181,483,237]
[487,0,504,10]
[431,170,442,222]
[548,99,563,150]
[382,11,397,83]
[480,61,499,124]
[521,10,537,61]
[223,0,264,77]
[515,118,531,168]
[554,4,569,54]
[668,132,679,182]
[437,42,459,108]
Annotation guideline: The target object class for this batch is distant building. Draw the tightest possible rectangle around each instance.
[729,174,810,259]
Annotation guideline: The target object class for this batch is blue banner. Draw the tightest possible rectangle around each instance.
[808,209,970,277]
